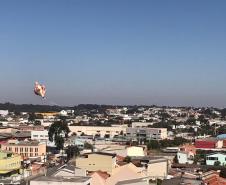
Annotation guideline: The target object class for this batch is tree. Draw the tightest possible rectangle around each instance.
[147,140,160,150]
[214,161,221,166]
[220,168,226,178]
[66,145,80,160]
[28,113,36,123]
[34,120,41,125]
[84,142,93,150]
[173,155,178,164]
[48,121,70,150]
[123,156,131,163]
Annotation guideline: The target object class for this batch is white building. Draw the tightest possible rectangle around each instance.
[69,126,127,138]
[206,153,226,166]
[177,151,194,164]
[126,146,145,157]
[126,127,167,140]
[31,130,55,147]
[132,122,154,128]
[0,110,9,117]
[31,130,49,141]
[60,110,68,116]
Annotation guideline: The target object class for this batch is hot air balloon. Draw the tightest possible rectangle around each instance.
[34,81,46,98]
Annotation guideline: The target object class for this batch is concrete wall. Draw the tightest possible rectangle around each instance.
[147,161,167,179]
[76,154,116,174]
[127,146,145,157]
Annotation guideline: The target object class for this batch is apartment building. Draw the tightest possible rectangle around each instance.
[126,127,167,140]
[31,130,49,141]
[69,126,127,138]
[0,150,21,176]
[1,140,46,158]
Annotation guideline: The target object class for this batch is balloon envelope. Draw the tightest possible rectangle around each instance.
[34,82,46,98]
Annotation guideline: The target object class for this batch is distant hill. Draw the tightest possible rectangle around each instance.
[0,103,67,113]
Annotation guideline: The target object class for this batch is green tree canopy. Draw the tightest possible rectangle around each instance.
[220,168,226,178]
[84,142,93,150]
[66,145,80,160]
[48,121,70,150]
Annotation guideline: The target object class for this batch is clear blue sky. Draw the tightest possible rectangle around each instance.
[0,0,226,107]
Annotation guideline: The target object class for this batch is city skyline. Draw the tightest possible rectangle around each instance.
[0,0,226,107]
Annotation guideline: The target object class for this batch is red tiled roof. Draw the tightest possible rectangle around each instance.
[90,170,110,180]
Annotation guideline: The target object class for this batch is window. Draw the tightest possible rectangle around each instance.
[35,153,38,156]
[25,148,28,152]
[35,148,38,152]
[20,148,23,152]
[207,157,218,160]
[30,148,33,152]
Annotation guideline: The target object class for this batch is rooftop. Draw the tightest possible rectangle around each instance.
[2,140,44,146]
[83,152,116,158]
[32,176,91,183]
[116,177,147,185]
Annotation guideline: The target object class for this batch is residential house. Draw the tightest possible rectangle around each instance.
[145,158,168,179]
[127,146,145,157]
[177,144,196,164]
[90,171,109,185]
[202,170,226,185]
[195,138,223,149]
[76,152,116,174]
[177,151,194,164]
[206,153,226,166]
[106,163,145,185]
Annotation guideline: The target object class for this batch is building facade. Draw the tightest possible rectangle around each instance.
[76,152,116,174]
[31,130,49,141]
[126,127,167,140]
[69,126,127,138]
[0,150,21,176]
[147,158,168,179]
[1,140,46,158]
[206,153,226,166]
